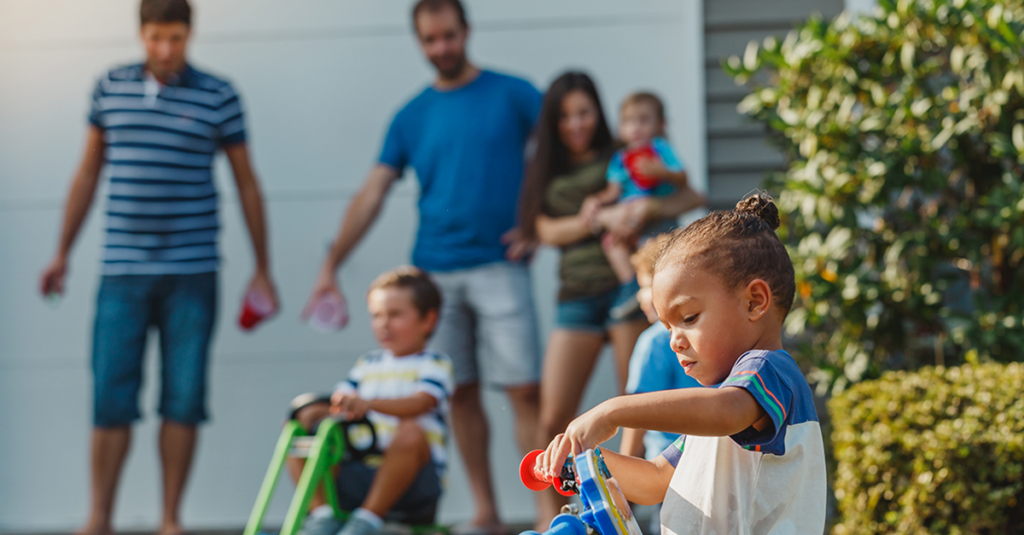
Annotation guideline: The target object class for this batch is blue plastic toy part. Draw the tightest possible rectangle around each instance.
[576,448,641,535]
[523,513,588,535]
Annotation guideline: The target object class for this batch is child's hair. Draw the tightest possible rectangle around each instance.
[621,92,666,125]
[140,0,191,26]
[630,233,674,278]
[653,193,795,314]
[367,266,442,317]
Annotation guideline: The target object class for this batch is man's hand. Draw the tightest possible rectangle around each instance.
[40,255,68,296]
[303,265,346,320]
[331,391,372,421]
[247,269,279,312]
[502,227,537,262]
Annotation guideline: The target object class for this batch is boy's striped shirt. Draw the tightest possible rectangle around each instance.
[88,63,246,275]
[335,350,455,474]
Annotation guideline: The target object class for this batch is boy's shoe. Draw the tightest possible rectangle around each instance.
[337,516,380,535]
[298,513,343,535]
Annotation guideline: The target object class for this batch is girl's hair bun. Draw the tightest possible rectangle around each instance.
[735,193,780,230]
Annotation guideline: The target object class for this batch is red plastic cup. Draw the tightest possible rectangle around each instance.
[622,144,660,190]
[520,449,574,496]
[308,292,349,333]
[238,288,276,331]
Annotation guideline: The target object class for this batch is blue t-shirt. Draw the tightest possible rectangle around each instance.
[378,70,542,271]
[625,323,703,459]
[607,137,683,201]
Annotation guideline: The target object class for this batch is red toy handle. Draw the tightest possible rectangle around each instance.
[520,450,574,497]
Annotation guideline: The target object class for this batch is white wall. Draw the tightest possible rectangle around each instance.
[0,1,704,531]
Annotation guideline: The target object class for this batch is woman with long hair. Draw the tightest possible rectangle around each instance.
[520,72,704,527]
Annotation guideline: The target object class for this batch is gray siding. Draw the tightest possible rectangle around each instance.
[704,0,845,209]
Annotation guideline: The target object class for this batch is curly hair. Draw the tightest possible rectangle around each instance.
[653,193,795,314]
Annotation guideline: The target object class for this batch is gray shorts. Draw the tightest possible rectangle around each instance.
[427,262,541,388]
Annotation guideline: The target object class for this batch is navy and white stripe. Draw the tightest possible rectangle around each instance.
[89,63,246,275]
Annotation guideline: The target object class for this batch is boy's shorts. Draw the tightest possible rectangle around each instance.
[335,460,442,524]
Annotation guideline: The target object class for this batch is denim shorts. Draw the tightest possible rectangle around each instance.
[335,460,442,524]
[556,279,644,332]
[428,262,541,387]
[91,273,217,427]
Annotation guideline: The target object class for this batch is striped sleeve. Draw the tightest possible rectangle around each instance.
[659,435,687,468]
[721,355,792,447]
[216,83,246,146]
[334,356,367,395]
[415,353,454,407]
[88,77,105,127]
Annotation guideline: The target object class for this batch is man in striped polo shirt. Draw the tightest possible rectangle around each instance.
[38,1,277,534]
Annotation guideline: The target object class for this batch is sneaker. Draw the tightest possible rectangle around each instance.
[298,512,343,535]
[337,516,380,535]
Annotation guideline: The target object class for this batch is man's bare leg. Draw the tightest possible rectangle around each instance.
[159,421,197,535]
[361,419,432,516]
[78,427,132,535]
[451,382,501,530]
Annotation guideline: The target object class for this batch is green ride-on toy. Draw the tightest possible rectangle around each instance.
[244,409,447,535]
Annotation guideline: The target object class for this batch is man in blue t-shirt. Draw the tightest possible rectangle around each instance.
[305,1,542,532]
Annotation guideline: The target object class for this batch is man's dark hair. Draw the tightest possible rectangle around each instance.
[367,266,443,318]
[411,0,468,32]
[140,0,192,26]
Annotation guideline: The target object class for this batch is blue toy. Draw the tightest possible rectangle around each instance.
[519,448,643,535]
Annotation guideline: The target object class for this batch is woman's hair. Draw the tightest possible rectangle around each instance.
[519,71,614,239]
[653,193,795,314]
[367,266,442,317]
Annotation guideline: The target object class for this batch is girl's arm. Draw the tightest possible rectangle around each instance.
[544,387,765,477]
[601,449,676,506]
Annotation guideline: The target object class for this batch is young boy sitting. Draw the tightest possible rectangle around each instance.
[535,195,827,534]
[288,267,454,535]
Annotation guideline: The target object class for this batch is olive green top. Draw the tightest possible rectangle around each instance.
[542,159,621,302]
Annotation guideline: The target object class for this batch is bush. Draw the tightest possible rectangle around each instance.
[829,363,1024,534]
[724,0,1024,393]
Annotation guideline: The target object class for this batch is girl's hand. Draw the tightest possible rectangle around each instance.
[548,402,619,478]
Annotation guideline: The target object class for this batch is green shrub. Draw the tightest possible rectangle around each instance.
[724,0,1024,393]
[829,363,1024,534]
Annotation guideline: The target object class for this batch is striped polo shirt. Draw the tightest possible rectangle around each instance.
[88,63,246,275]
[334,349,454,475]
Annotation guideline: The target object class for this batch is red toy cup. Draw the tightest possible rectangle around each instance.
[308,292,349,333]
[622,144,660,190]
[238,288,276,331]
[520,449,574,497]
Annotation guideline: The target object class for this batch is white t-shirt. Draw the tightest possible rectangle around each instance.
[334,349,454,472]
[659,350,827,535]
